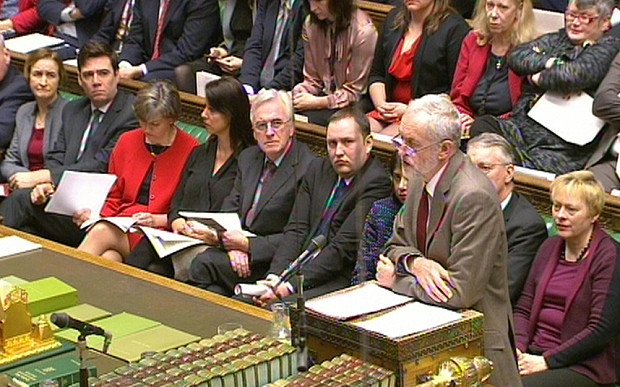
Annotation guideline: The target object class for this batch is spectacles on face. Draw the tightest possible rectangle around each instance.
[253,119,290,133]
[565,11,600,25]
[475,162,508,173]
[391,134,444,163]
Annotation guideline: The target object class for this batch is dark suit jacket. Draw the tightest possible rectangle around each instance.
[0,66,33,150]
[89,0,126,46]
[589,51,620,168]
[119,0,221,73]
[369,10,469,102]
[225,0,252,58]
[45,89,138,184]
[222,139,316,265]
[38,0,106,45]
[504,191,547,306]
[239,0,305,92]
[385,151,520,387]
[269,155,391,295]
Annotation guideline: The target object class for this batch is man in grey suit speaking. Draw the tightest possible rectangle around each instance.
[377,94,522,387]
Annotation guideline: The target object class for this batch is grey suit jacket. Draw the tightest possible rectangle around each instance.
[45,90,138,184]
[385,151,521,387]
[0,97,69,182]
[221,139,316,265]
[589,51,620,168]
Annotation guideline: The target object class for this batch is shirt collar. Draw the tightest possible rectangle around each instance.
[500,191,512,211]
[426,163,448,198]
[91,100,113,114]
[266,138,293,167]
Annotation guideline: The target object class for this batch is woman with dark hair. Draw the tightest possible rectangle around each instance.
[291,0,378,126]
[75,80,199,262]
[126,76,255,276]
[352,151,408,284]
[367,0,470,136]
[1,48,67,189]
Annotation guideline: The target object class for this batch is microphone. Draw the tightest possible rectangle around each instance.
[275,235,326,287]
[50,312,113,349]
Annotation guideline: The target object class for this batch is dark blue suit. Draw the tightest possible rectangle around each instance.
[38,0,107,46]
[239,0,305,92]
[0,66,33,150]
[119,0,221,80]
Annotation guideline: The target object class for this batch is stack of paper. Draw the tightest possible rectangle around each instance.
[353,302,462,338]
[306,282,412,320]
[0,236,41,258]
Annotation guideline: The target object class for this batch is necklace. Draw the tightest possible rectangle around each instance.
[495,55,506,71]
[146,143,169,156]
[561,230,594,262]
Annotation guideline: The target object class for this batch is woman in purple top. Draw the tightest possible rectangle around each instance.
[514,170,620,387]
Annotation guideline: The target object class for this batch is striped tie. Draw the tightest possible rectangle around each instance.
[76,109,102,161]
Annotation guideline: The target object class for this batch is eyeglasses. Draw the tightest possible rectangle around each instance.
[391,134,444,162]
[475,162,508,173]
[253,119,290,132]
[564,11,600,25]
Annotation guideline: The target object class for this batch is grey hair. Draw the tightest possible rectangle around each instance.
[571,0,614,18]
[467,133,516,164]
[250,89,293,124]
[404,94,461,144]
[133,80,181,122]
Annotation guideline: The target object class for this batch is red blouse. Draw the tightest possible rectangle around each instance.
[388,36,421,104]
[27,125,44,171]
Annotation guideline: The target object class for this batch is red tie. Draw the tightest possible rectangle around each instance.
[151,0,170,59]
[416,187,429,256]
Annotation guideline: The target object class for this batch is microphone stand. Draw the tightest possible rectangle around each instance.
[77,333,89,387]
[295,271,308,373]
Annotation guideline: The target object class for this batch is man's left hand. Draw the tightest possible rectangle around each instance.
[518,353,548,376]
[119,66,143,79]
[410,256,454,303]
[253,277,292,307]
[376,254,395,289]
[222,230,249,252]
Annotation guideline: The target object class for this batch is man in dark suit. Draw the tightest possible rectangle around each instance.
[38,0,106,47]
[117,0,221,82]
[0,35,33,154]
[467,133,548,306]
[256,107,392,304]
[239,0,305,95]
[377,95,521,387]
[0,42,138,247]
[589,51,620,192]
[187,89,316,296]
[90,0,134,52]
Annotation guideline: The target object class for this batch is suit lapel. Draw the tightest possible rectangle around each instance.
[88,92,123,149]
[427,153,464,248]
[163,0,181,26]
[262,0,280,61]
[241,150,265,219]
[66,100,92,162]
[252,143,298,220]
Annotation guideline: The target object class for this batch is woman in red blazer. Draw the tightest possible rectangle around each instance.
[74,80,198,262]
[450,0,536,137]
[0,0,47,35]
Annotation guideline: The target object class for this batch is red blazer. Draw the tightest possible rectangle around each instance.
[450,31,522,117]
[6,0,47,34]
[101,128,198,221]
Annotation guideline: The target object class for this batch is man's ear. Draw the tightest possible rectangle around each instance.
[505,163,515,184]
[364,134,374,155]
[437,140,455,160]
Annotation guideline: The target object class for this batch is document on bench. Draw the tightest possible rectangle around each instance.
[0,236,41,258]
[353,302,463,338]
[5,33,65,53]
[306,282,412,320]
[178,211,255,237]
[45,171,116,217]
[527,91,604,145]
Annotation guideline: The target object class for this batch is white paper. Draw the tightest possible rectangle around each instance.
[353,302,463,338]
[44,171,116,216]
[234,283,270,297]
[5,33,65,53]
[0,235,41,258]
[514,166,556,181]
[527,92,604,146]
[196,72,221,98]
[139,227,206,258]
[178,211,256,237]
[81,217,137,231]
[306,282,412,320]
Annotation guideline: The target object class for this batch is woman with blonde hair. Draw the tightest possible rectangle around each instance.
[514,170,620,387]
[367,0,470,136]
[450,0,537,135]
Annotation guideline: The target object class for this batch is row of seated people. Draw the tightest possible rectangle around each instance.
[4,0,620,196]
[0,38,618,386]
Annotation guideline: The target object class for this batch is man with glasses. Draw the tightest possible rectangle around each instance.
[254,106,391,304]
[188,89,316,296]
[377,95,522,387]
[467,133,547,306]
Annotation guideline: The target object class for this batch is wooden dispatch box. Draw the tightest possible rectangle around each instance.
[291,295,484,387]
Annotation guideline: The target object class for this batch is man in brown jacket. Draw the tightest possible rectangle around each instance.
[377,94,522,387]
